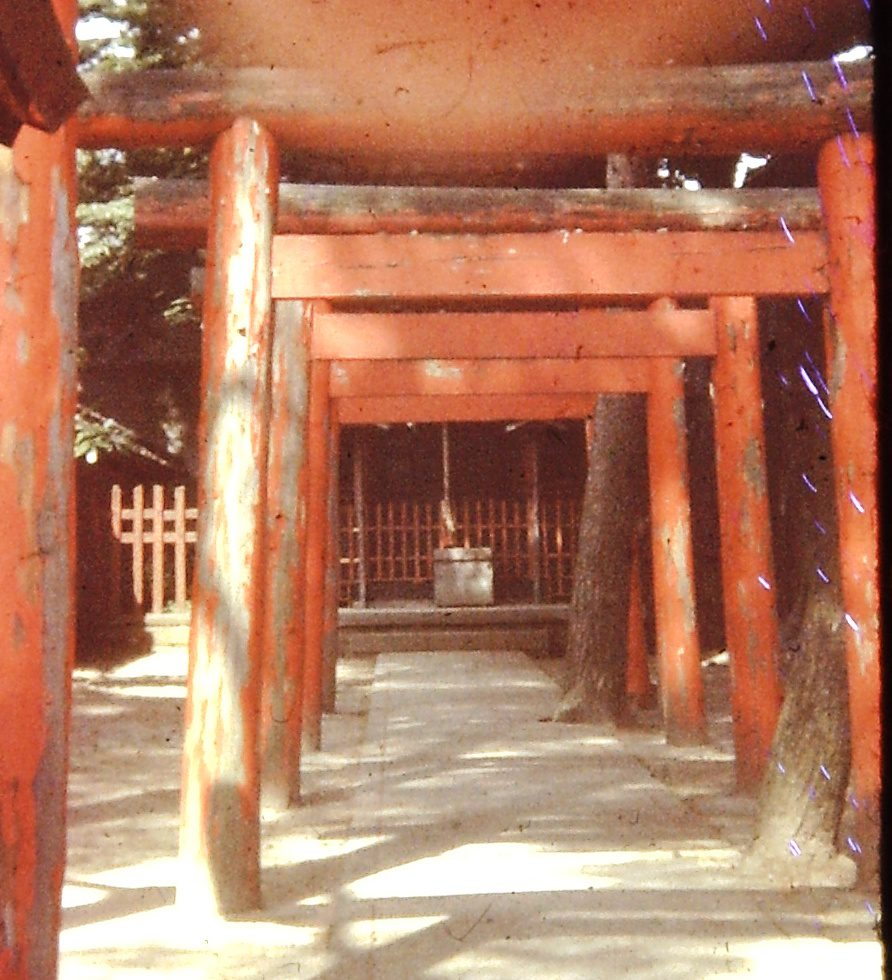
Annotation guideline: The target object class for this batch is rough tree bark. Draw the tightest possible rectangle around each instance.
[742,299,855,887]
[553,152,653,725]
[553,394,648,723]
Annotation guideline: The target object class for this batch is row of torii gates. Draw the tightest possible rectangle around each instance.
[180,120,878,915]
[1,34,877,976]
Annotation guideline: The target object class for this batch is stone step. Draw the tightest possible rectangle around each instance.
[341,625,556,657]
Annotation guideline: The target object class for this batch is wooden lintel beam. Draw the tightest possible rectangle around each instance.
[315,309,714,361]
[133,178,824,248]
[77,60,871,165]
[331,357,652,398]
[273,230,828,300]
[338,393,598,425]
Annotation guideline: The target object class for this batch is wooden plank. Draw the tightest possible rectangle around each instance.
[78,59,871,164]
[818,133,879,885]
[338,392,598,425]
[178,118,278,917]
[174,485,187,608]
[133,179,825,248]
[132,484,144,607]
[272,230,828,300]
[319,309,714,362]
[331,357,654,398]
[111,484,123,613]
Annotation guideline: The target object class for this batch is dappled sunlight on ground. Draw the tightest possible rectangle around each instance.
[62,648,881,978]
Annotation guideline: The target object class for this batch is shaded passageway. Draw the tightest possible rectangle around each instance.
[61,648,880,978]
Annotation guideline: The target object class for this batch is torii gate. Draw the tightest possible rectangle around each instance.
[73,57,880,912]
[165,116,875,916]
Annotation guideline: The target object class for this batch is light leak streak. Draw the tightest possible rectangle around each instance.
[849,489,865,513]
[796,298,814,324]
[836,134,852,168]
[788,839,802,857]
[754,16,768,40]
[844,612,860,633]
[819,764,831,780]
[801,70,818,101]
[845,108,860,140]
[831,55,849,89]
[801,472,818,493]
[816,396,832,420]
[799,365,819,395]
[847,836,863,854]
[757,575,771,590]
[802,5,817,30]
[803,350,829,394]
[816,567,830,583]
[813,519,826,534]
[779,215,795,243]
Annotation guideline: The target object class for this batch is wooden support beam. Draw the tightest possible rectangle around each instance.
[133,179,825,248]
[178,119,278,916]
[302,358,331,750]
[338,392,598,425]
[77,60,871,166]
[317,309,715,362]
[647,357,706,745]
[261,300,311,809]
[0,83,78,980]
[331,358,653,399]
[817,133,879,884]
[710,296,782,791]
[272,231,828,301]
[321,409,341,715]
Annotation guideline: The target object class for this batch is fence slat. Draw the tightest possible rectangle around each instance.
[132,485,145,608]
[111,484,123,614]
[152,485,165,613]
[174,485,188,608]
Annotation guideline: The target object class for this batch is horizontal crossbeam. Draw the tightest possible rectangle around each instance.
[273,230,827,300]
[337,393,602,425]
[314,309,715,361]
[132,179,824,247]
[330,358,653,397]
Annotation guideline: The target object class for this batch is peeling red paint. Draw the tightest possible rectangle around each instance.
[818,133,879,881]
[710,296,781,792]
[646,354,706,746]
[178,118,279,916]
[0,38,78,977]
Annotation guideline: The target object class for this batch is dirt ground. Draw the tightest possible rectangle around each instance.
[60,644,882,978]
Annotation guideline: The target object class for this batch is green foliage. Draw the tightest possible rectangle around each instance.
[76,1,206,469]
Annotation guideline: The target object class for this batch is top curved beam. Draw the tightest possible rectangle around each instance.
[76,60,871,175]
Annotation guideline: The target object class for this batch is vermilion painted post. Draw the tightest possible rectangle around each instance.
[625,533,651,708]
[261,300,311,809]
[302,356,331,749]
[0,69,79,980]
[710,296,782,791]
[321,408,341,714]
[647,357,706,744]
[817,133,879,883]
[178,118,278,916]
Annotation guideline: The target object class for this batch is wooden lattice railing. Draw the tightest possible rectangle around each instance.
[110,485,578,614]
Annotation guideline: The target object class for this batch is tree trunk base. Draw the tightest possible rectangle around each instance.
[737,839,856,889]
[552,679,617,725]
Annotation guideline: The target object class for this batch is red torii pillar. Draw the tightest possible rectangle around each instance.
[817,133,879,884]
[321,407,341,714]
[302,356,332,749]
[647,356,707,744]
[0,80,79,980]
[261,300,312,808]
[178,118,278,916]
[710,296,782,791]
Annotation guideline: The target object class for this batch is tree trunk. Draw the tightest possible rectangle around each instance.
[742,299,855,886]
[553,393,648,723]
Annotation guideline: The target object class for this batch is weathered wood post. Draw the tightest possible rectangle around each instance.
[647,355,707,744]
[178,118,278,915]
[302,356,331,748]
[261,300,311,808]
[710,296,782,791]
[321,407,341,713]
[817,133,879,883]
[352,429,368,607]
[523,435,542,602]
[0,82,79,980]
